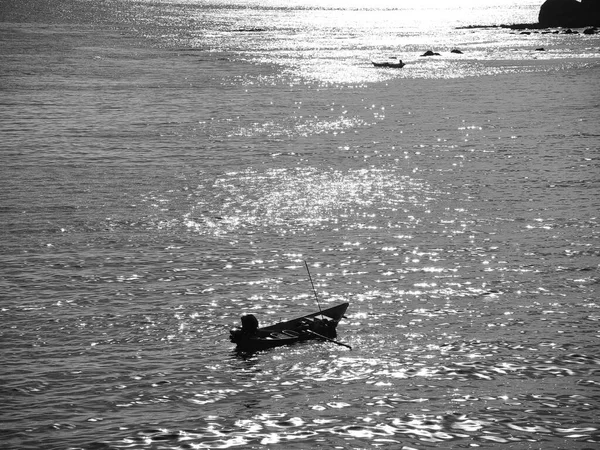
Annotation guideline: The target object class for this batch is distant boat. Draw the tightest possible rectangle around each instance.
[230,302,350,353]
[372,59,405,68]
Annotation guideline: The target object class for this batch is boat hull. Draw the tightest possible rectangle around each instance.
[230,302,349,353]
[372,61,405,68]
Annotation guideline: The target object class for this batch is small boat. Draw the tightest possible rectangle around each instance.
[230,302,350,353]
[372,59,405,68]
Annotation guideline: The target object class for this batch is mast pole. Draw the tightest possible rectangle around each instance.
[304,261,323,317]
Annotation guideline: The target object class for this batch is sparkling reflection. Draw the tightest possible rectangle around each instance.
[180,167,430,237]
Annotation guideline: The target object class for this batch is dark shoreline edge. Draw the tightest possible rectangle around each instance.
[458,23,598,31]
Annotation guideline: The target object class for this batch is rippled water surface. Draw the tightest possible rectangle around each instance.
[1,0,599,449]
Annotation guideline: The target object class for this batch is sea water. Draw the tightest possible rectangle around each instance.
[1,0,599,449]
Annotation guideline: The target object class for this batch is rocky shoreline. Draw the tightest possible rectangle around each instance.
[459,0,600,33]
[458,23,599,34]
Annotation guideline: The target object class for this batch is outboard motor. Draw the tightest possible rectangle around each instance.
[310,317,337,338]
[298,316,337,338]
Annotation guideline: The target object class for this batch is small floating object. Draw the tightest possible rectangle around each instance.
[421,50,441,57]
[232,27,267,32]
[372,59,405,68]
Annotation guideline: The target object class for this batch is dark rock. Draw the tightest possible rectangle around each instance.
[583,26,598,33]
[535,47,546,51]
[421,50,441,57]
[450,49,463,54]
[539,0,600,28]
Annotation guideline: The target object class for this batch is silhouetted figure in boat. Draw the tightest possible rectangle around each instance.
[240,314,259,335]
[230,314,260,343]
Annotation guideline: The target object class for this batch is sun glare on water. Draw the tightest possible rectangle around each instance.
[219,0,535,9]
